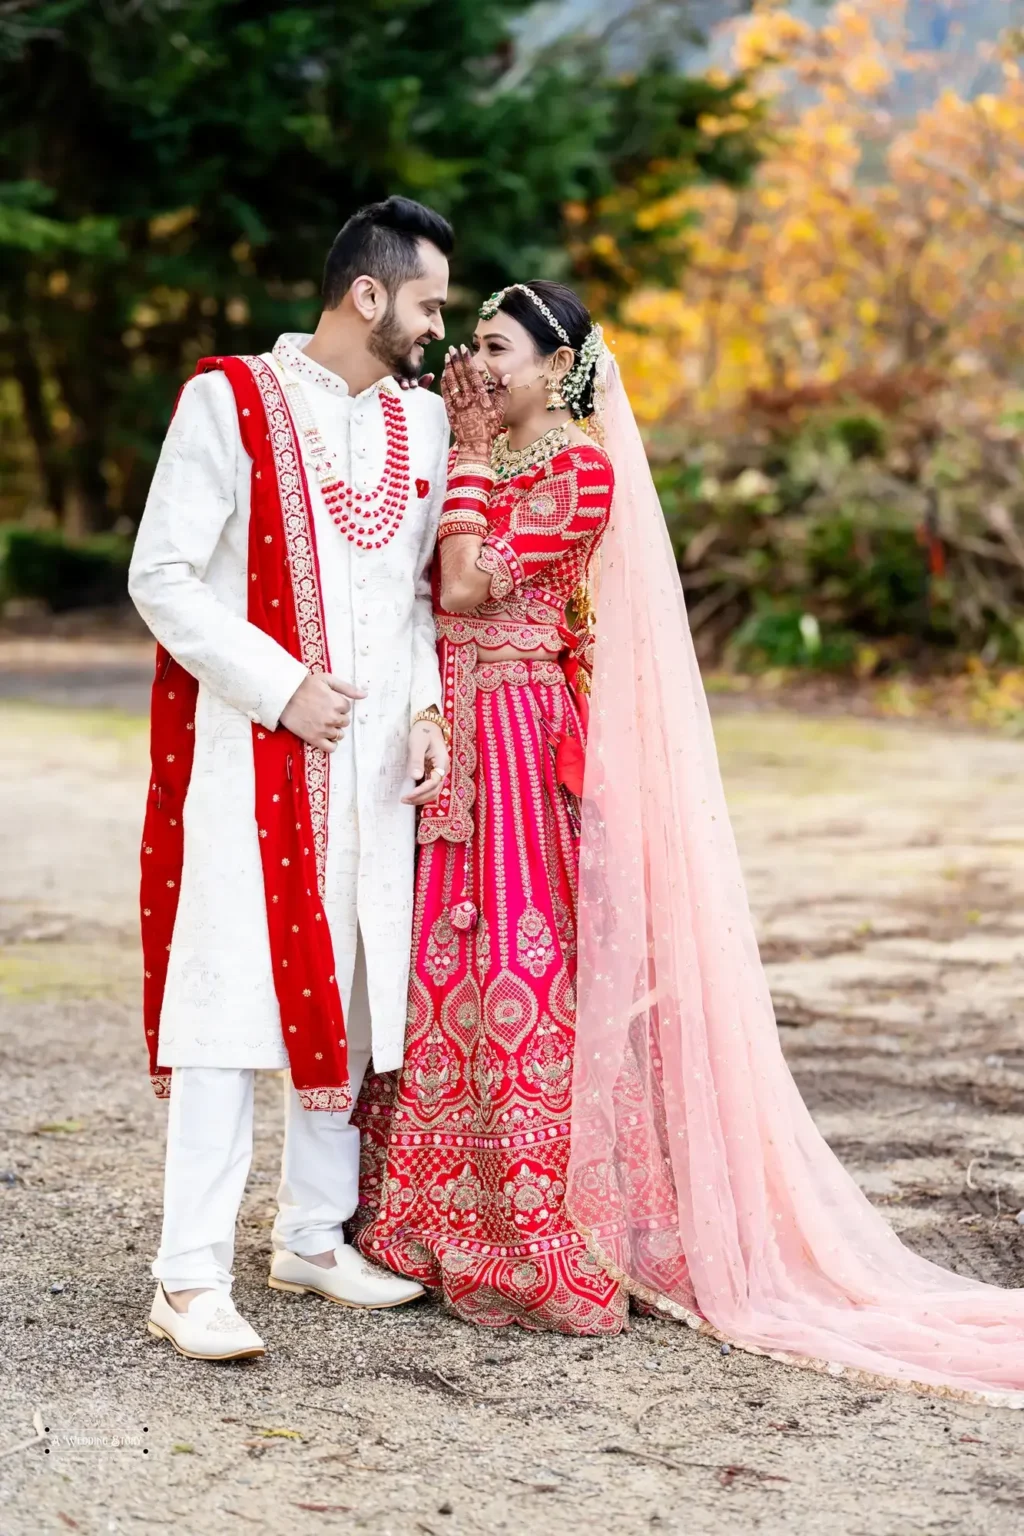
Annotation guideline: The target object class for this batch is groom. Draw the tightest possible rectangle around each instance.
[128,196,453,1359]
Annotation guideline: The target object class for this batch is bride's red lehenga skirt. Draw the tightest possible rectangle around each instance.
[353,657,626,1333]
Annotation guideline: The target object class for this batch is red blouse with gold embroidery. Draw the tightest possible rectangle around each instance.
[421,442,614,845]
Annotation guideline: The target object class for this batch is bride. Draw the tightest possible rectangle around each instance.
[354,278,1024,1403]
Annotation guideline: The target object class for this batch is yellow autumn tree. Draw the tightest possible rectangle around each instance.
[605,0,1024,424]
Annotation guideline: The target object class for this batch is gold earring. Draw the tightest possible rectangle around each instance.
[546,376,567,412]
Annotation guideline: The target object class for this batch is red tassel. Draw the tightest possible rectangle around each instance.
[555,736,586,797]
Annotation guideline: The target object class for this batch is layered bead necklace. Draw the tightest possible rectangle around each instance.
[282,376,410,550]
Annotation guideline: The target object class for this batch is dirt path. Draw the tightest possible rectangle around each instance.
[1,699,1023,1536]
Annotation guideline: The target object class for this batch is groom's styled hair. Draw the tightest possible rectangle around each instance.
[322,197,454,308]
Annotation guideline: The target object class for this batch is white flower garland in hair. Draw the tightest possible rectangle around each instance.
[562,323,604,416]
[585,334,613,445]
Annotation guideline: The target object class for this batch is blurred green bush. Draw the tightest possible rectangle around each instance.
[0,526,130,611]
[653,378,1024,671]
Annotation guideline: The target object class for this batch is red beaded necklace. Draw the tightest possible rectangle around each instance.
[283,376,410,550]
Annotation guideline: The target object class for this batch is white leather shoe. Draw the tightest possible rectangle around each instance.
[147,1285,266,1360]
[268,1244,424,1309]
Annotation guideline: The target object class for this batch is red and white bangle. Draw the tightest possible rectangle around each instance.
[440,459,495,535]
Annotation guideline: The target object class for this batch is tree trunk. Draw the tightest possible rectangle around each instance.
[9,318,67,520]
[53,339,114,536]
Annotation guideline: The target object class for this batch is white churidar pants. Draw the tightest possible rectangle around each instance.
[152,943,373,1294]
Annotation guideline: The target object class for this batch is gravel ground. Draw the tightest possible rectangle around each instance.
[1,690,1023,1536]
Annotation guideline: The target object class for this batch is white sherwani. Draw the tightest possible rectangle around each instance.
[129,333,447,1076]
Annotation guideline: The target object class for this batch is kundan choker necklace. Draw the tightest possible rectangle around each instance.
[490,422,570,482]
[281,374,410,550]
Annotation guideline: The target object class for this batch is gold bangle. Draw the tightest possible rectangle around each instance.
[412,707,452,746]
[438,511,488,539]
[452,460,495,480]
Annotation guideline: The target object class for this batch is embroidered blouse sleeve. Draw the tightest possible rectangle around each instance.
[475,448,614,602]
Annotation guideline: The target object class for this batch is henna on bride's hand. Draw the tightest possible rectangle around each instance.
[441,347,509,449]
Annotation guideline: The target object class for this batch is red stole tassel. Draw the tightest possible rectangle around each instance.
[554,734,587,797]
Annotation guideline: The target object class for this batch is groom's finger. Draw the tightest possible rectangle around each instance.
[326,676,368,700]
[402,768,444,806]
[431,745,450,780]
[407,739,426,782]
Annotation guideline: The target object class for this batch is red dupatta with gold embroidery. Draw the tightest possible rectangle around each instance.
[140,354,350,1112]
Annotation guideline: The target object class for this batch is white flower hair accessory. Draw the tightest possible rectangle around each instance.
[562,323,604,416]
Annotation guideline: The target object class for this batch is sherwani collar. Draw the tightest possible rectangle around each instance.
[273,333,399,402]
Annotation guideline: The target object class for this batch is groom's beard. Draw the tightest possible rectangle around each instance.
[368,301,430,381]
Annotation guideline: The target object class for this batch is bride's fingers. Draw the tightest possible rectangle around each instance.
[449,346,475,401]
[453,345,486,404]
[459,345,489,400]
[440,358,460,412]
[489,374,512,419]
[442,349,465,404]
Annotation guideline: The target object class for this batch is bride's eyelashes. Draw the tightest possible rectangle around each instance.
[471,338,508,360]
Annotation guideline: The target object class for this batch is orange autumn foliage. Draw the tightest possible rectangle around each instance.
[601,0,1024,426]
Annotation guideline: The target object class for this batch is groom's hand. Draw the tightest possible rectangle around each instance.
[403,720,450,805]
[280,674,367,753]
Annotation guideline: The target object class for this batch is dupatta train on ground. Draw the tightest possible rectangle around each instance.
[565,354,1024,1405]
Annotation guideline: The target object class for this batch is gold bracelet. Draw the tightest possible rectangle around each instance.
[412,707,452,746]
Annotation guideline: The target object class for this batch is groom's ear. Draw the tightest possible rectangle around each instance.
[349,274,388,324]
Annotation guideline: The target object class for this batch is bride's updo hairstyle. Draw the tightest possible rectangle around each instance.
[492,280,599,419]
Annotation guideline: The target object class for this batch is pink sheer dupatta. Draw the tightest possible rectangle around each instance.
[566,356,1024,1404]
